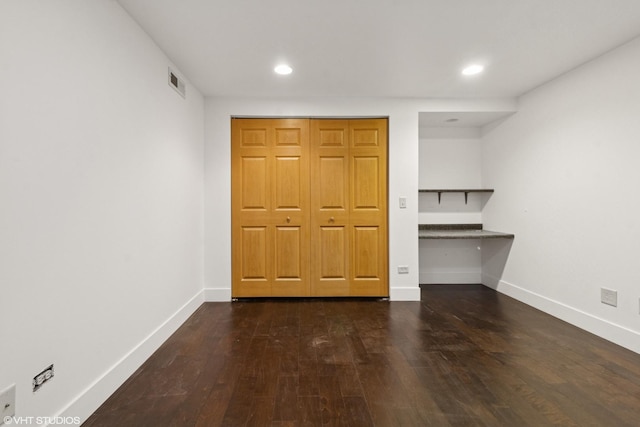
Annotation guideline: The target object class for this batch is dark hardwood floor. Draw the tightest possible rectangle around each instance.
[83,285,640,426]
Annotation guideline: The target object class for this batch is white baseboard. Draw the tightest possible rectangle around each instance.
[58,290,205,425]
[483,274,640,355]
[389,286,421,301]
[204,287,232,301]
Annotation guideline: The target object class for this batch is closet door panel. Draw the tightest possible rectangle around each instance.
[311,118,388,296]
[348,119,388,296]
[310,120,351,295]
[233,117,387,297]
[232,118,309,297]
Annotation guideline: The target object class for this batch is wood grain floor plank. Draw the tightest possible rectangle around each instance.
[83,286,640,426]
[317,374,346,426]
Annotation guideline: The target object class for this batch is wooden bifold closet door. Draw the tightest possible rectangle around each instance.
[231,118,387,298]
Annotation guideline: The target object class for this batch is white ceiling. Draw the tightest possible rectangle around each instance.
[117,0,640,99]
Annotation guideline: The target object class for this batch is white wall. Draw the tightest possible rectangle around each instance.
[419,128,483,189]
[419,128,484,283]
[204,97,421,301]
[0,1,205,422]
[418,128,485,225]
[203,98,515,301]
[482,36,640,353]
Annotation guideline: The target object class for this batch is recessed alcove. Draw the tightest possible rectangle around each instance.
[418,111,515,285]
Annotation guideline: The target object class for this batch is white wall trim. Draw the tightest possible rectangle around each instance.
[57,290,205,425]
[204,287,232,302]
[389,286,421,301]
[483,274,640,355]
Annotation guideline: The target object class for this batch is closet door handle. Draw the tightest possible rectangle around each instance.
[286,216,291,223]
[329,217,335,223]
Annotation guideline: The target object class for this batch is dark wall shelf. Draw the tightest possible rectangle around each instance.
[419,189,494,204]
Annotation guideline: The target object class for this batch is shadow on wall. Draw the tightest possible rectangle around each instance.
[481,238,514,288]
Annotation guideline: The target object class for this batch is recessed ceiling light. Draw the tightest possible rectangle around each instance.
[462,64,484,76]
[274,64,293,75]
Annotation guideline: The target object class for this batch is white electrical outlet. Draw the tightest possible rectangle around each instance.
[0,384,16,423]
[397,265,409,274]
[601,288,617,307]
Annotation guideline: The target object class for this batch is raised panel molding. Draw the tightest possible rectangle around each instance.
[274,156,302,209]
[353,226,380,279]
[275,127,302,146]
[319,226,346,279]
[352,156,379,209]
[241,157,268,210]
[240,227,268,280]
[241,129,267,147]
[274,226,302,279]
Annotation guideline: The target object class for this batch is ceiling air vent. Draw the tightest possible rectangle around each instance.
[168,67,186,98]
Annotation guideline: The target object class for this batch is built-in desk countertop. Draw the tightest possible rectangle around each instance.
[419,224,514,240]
